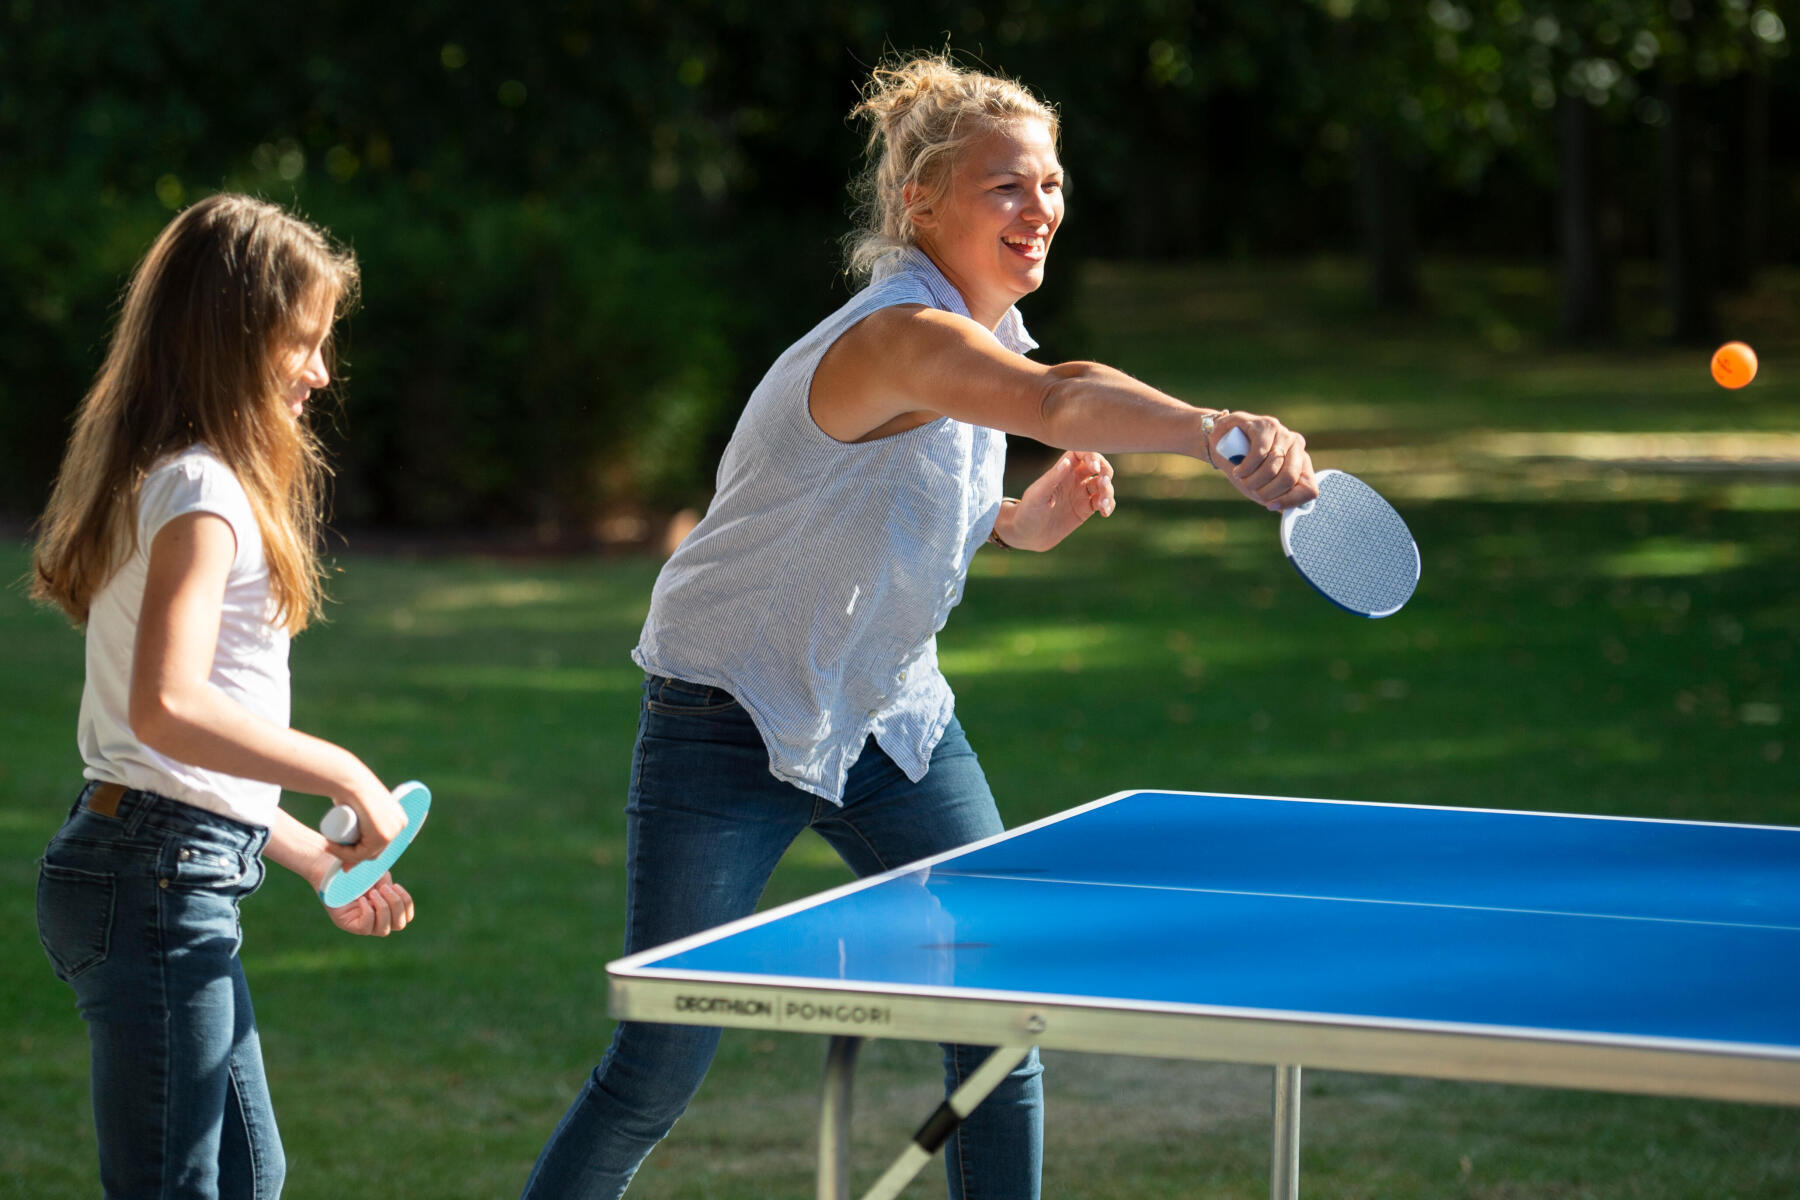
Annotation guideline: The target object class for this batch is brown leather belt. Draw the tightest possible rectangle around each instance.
[86,781,128,817]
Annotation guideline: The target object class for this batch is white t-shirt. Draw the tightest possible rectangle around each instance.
[78,445,290,827]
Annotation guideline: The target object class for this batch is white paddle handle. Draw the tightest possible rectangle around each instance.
[1218,426,1249,465]
[320,805,359,845]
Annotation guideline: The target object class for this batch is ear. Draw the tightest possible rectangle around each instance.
[902,181,937,232]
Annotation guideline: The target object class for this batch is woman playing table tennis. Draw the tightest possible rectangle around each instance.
[524,54,1315,1199]
[30,194,415,1199]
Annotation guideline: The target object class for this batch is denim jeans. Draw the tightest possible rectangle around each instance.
[37,782,281,1200]
[522,675,1044,1199]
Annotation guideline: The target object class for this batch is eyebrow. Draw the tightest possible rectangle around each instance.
[982,164,1064,180]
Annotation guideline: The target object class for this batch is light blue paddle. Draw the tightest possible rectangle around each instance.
[317,781,431,907]
[1219,427,1420,618]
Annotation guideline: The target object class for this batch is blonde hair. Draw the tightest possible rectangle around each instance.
[845,53,1059,281]
[31,193,359,633]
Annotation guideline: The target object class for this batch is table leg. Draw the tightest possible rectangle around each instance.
[1271,1063,1302,1200]
[818,1035,862,1200]
[858,1043,1034,1200]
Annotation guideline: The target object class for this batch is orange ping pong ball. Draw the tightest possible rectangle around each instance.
[1711,341,1758,389]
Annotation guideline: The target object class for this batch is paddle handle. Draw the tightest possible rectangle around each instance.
[316,782,430,907]
[1218,426,1249,465]
[321,805,359,845]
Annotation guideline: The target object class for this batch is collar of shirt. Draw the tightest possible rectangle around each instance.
[873,247,1040,357]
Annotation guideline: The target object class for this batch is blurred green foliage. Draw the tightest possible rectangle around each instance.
[0,0,1791,530]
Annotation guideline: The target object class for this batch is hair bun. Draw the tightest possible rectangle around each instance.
[854,54,961,131]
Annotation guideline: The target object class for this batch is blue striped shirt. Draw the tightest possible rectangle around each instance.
[633,249,1037,803]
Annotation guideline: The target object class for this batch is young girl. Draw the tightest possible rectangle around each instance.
[523,55,1316,1199]
[31,193,415,1199]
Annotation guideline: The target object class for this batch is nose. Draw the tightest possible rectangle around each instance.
[1021,186,1055,228]
[301,348,329,389]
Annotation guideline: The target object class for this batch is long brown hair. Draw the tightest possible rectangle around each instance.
[30,193,359,632]
[845,53,1059,282]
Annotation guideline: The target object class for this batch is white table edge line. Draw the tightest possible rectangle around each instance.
[1123,789,1800,835]
[925,871,1800,933]
[609,792,1133,971]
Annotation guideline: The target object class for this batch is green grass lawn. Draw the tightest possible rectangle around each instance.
[4,260,1797,1198]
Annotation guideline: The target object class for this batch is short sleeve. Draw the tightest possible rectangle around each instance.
[136,450,256,570]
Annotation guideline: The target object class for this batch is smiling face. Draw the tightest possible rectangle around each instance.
[909,117,1064,330]
[278,293,335,420]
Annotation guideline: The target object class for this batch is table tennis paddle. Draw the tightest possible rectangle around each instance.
[317,780,431,907]
[1218,427,1419,618]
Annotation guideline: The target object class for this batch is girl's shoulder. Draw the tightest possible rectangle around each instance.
[138,445,255,539]
[148,443,245,487]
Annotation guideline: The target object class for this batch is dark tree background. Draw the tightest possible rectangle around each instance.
[2,0,1792,535]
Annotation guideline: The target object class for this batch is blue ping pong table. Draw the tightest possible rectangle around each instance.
[609,790,1800,1199]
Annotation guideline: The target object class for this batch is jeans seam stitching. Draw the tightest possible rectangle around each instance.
[951,1050,973,1200]
[644,699,740,716]
[832,812,893,874]
[154,877,173,1197]
[229,1051,269,1196]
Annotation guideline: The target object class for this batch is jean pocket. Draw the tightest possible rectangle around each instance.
[36,862,115,982]
[645,676,742,717]
[161,840,252,890]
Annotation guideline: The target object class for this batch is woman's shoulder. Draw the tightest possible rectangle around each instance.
[765,270,938,376]
[863,251,948,307]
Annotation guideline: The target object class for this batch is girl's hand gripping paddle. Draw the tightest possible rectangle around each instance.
[317,781,431,907]
[1218,428,1420,618]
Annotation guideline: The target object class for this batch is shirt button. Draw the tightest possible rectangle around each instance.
[868,710,878,719]
[897,670,907,683]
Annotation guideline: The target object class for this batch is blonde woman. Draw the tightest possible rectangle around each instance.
[524,55,1315,1199]
[32,194,415,1199]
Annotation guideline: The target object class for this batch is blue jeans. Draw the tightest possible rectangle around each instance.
[36,782,282,1200]
[522,675,1044,1199]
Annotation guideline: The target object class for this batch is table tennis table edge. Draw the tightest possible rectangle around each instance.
[607,788,1800,1108]
[607,966,1800,1106]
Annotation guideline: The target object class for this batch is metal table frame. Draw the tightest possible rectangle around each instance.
[612,932,1800,1198]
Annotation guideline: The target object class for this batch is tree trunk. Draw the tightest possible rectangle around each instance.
[1657,72,1718,345]
[1356,127,1420,312]
[1556,92,1615,343]
[1717,57,1770,294]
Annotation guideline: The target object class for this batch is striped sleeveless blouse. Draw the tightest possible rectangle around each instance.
[632,249,1038,803]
